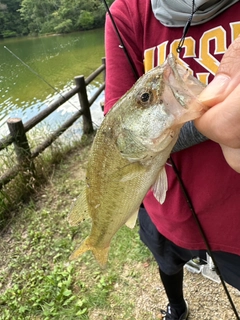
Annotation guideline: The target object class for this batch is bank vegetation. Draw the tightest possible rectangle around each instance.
[0,0,114,38]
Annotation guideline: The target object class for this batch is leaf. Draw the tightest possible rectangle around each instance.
[63,289,72,297]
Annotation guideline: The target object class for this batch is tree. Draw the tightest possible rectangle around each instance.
[0,0,115,37]
[54,19,73,33]
[19,0,60,34]
[78,10,94,30]
[0,0,28,37]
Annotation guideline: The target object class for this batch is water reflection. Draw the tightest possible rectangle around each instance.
[0,29,105,137]
[0,82,104,138]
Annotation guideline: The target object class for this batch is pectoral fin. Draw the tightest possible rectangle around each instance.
[68,187,89,226]
[125,209,139,229]
[152,168,168,204]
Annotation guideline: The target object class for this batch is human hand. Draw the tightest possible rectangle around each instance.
[195,36,240,172]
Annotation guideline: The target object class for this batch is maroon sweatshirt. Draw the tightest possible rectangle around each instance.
[104,0,240,255]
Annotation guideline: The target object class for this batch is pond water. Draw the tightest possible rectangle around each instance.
[0,28,105,137]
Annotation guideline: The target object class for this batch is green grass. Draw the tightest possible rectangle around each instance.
[1,131,236,320]
[0,126,94,224]
[0,134,154,320]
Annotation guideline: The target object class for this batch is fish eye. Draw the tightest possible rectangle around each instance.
[141,92,150,102]
[138,90,152,106]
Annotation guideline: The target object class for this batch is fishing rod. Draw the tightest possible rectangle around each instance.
[102,1,240,319]
[102,0,139,80]
[4,46,80,112]
[4,46,102,130]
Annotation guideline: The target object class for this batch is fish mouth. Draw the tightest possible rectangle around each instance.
[161,54,207,124]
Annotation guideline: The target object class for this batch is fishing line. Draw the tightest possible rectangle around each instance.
[177,0,197,53]
[4,46,78,109]
[102,0,139,80]
[170,156,240,320]
[103,1,239,318]
[4,46,101,130]
[3,44,98,128]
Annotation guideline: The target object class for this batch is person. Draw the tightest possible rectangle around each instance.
[104,1,240,319]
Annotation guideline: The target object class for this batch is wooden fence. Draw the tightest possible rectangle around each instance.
[0,58,106,190]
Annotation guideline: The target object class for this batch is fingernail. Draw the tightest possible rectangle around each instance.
[199,74,230,102]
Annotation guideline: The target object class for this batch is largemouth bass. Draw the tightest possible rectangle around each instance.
[68,54,206,267]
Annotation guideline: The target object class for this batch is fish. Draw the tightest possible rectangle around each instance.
[68,54,206,268]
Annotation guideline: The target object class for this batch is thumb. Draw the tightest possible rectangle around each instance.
[199,35,240,106]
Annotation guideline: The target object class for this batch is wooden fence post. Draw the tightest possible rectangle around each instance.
[7,118,35,174]
[100,57,106,112]
[102,57,106,82]
[75,75,93,134]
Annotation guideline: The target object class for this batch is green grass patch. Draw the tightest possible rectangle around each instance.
[0,136,154,320]
[0,127,94,225]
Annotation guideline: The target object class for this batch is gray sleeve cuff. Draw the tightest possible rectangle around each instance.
[172,121,208,153]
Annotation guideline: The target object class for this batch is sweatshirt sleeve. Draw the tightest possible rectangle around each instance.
[104,0,144,114]
[172,121,208,153]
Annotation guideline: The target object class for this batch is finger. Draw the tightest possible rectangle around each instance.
[199,36,240,106]
[195,82,240,148]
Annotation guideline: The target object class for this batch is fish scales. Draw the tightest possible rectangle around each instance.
[68,54,206,267]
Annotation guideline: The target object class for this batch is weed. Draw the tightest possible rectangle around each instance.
[0,138,156,319]
[0,127,239,320]
[0,127,94,225]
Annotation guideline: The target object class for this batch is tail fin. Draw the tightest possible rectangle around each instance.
[69,237,110,268]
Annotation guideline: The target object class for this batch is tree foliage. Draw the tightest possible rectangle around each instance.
[0,0,28,37]
[0,0,114,38]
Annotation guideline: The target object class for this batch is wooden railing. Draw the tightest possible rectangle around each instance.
[0,58,106,189]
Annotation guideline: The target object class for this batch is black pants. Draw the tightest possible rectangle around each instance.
[138,207,240,291]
